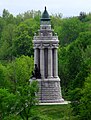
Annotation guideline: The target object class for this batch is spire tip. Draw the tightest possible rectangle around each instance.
[45,6,46,11]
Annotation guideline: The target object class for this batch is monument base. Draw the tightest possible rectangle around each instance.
[37,77,64,103]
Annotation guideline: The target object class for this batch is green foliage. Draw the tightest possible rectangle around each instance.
[0,81,38,120]
[13,19,39,57]
[0,24,16,61]
[32,105,74,120]
[0,88,17,119]
[0,55,35,119]
[58,31,91,98]
[2,9,10,19]
[0,9,40,61]
[62,31,91,118]
[58,42,83,97]
[15,81,39,120]
[0,17,5,40]
[0,63,9,88]
[56,17,85,46]
[2,9,16,25]
[31,115,52,120]
[75,31,91,50]
[78,12,86,22]
[7,55,34,91]
[16,10,41,22]
[3,114,21,120]
[79,74,91,119]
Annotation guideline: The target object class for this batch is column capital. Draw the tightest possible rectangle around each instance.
[33,47,37,49]
[48,46,53,50]
[39,47,44,50]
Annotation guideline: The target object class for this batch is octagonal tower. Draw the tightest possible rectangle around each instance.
[33,7,64,103]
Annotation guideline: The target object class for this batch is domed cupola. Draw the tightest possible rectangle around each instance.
[41,7,51,25]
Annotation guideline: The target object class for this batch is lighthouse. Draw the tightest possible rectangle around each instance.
[33,7,64,103]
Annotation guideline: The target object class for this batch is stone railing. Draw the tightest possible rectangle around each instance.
[34,36,58,40]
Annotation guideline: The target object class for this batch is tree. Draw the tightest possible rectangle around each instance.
[67,32,91,119]
[2,9,10,19]
[79,74,91,119]
[0,63,9,88]
[57,17,86,46]
[0,17,6,41]
[78,12,86,22]
[58,42,83,97]
[0,24,16,61]
[13,18,39,57]
[2,9,15,25]
[0,88,17,120]
[16,81,38,120]
[7,55,34,92]
[0,81,38,120]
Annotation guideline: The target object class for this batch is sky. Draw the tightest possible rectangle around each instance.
[0,0,91,17]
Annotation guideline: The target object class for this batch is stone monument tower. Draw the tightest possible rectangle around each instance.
[33,7,64,103]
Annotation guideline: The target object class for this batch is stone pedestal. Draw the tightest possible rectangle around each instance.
[37,78,64,103]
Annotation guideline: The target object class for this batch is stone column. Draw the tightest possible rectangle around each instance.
[54,48,58,78]
[34,48,38,65]
[48,47,53,78]
[40,48,44,79]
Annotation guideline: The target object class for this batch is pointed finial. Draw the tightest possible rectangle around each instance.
[45,6,46,11]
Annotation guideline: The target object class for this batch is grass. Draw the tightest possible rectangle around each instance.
[31,104,74,120]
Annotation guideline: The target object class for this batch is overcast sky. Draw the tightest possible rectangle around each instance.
[0,0,91,17]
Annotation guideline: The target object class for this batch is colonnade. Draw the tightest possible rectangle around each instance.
[34,46,58,79]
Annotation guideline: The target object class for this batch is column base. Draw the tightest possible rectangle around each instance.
[39,99,64,103]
